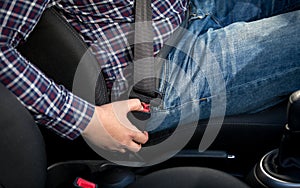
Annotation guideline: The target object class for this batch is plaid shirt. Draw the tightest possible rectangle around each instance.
[0,0,187,140]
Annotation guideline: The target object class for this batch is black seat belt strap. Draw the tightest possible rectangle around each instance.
[133,0,156,99]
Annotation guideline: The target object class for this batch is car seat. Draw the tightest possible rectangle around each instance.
[8,6,294,186]
[16,6,287,167]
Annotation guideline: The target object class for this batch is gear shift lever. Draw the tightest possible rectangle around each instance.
[276,91,300,177]
[247,90,300,188]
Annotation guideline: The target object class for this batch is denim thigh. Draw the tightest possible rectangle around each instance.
[148,9,300,132]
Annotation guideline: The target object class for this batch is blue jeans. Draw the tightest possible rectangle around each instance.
[147,0,300,133]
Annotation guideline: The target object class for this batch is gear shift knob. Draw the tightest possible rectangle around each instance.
[287,90,300,132]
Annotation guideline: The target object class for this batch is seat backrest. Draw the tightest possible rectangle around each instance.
[0,83,47,188]
[17,7,109,106]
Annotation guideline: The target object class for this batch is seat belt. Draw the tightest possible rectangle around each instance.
[132,0,158,103]
[131,0,190,106]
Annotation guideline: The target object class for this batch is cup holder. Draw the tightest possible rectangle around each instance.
[46,160,135,188]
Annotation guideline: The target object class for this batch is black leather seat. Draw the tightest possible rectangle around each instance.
[0,83,47,188]
[128,167,251,188]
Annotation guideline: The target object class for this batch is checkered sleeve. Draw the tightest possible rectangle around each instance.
[0,0,95,140]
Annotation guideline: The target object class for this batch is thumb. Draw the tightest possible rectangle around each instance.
[127,99,144,112]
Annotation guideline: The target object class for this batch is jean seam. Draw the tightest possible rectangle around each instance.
[155,57,170,110]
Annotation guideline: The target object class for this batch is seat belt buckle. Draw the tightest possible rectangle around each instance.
[74,177,98,188]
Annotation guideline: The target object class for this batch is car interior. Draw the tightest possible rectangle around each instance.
[0,6,299,188]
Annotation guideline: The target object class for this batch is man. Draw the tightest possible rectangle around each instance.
[1,0,300,154]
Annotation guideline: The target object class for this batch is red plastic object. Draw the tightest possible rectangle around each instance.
[74,177,98,188]
[141,102,150,113]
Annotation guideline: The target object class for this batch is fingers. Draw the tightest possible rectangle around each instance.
[126,99,149,149]
[127,142,142,153]
[119,148,127,153]
[92,99,149,154]
[131,131,149,145]
[120,131,148,153]
[127,98,144,112]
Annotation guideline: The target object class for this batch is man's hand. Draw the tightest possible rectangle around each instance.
[81,99,149,153]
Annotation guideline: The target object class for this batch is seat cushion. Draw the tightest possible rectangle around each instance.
[128,167,250,188]
[146,100,286,154]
